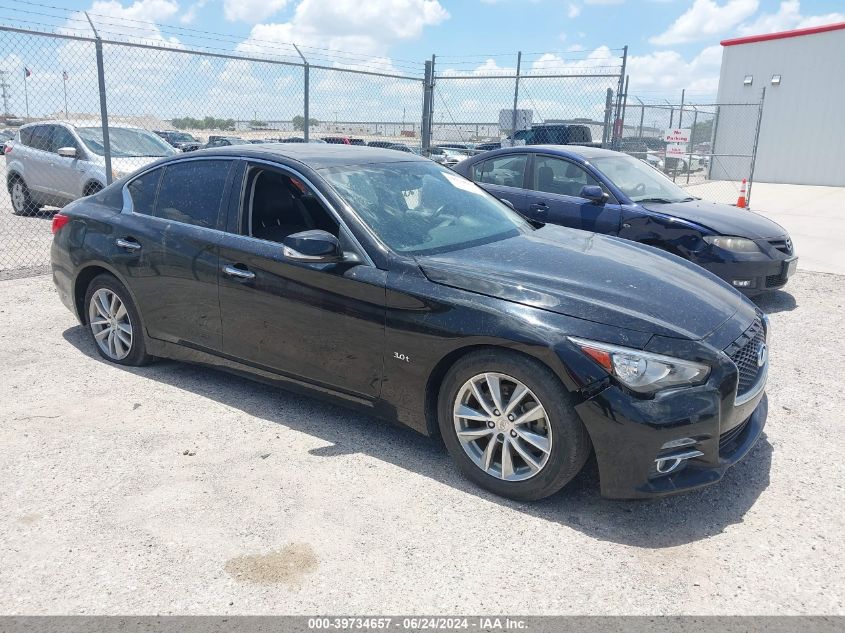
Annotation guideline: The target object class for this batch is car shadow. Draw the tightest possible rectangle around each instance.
[62,324,773,549]
[753,289,797,314]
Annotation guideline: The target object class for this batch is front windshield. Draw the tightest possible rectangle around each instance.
[77,127,176,158]
[590,154,693,203]
[170,132,196,143]
[321,161,530,255]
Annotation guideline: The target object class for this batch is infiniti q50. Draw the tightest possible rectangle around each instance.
[50,145,769,500]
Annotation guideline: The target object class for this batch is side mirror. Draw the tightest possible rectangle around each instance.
[57,146,77,158]
[283,230,344,263]
[499,198,515,210]
[580,185,608,204]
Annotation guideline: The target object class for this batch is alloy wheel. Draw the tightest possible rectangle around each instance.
[453,372,552,481]
[88,288,133,360]
[11,181,27,213]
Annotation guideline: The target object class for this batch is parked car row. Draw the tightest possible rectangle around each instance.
[49,143,780,502]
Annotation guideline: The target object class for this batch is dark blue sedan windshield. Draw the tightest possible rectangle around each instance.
[590,154,693,203]
[321,161,530,255]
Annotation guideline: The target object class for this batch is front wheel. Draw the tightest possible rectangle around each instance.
[84,274,151,366]
[438,350,591,501]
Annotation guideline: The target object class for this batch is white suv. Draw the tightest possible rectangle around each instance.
[5,120,176,215]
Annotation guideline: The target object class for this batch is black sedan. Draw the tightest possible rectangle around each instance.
[50,145,768,500]
[453,146,797,295]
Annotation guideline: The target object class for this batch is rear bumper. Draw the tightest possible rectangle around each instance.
[575,381,767,499]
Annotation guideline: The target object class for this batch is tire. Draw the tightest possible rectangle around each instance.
[9,177,41,216]
[83,273,152,366]
[438,349,591,501]
[84,182,103,197]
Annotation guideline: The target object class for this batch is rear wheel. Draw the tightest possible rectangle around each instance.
[84,274,151,366]
[83,182,103,197]
[10,177,41,215]
[438,350,591,501]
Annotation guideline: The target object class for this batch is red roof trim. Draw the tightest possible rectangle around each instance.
[721,21,845,46]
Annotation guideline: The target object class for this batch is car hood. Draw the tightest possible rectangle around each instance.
[639,199,788,239]
[107,155,167,175]
[417,226,743,341]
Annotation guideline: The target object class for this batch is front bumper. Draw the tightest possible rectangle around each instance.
[575,380,767,499]
[692,241,797,294]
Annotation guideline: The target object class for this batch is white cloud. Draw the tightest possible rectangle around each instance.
[239,0,449,61]
[567,3,581,18]
[627,45,723,95]
[737,1,845,35]
[650,0,759,46]
[223,0,290,23]
[180,0,207,24]
[62,0,181,43]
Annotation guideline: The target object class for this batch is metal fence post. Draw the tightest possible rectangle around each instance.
[601,88,613,147]
[619,74,629,142]
[686,107,697,185]
[636,97,644,137]
[747,86,766,209]
[292,44,309,142]
[85,12,112,185]
[421,59,433,155]
[511,51,522,139]
[611,45,627,148]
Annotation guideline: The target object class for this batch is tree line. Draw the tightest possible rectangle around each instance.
[170,115,319,131]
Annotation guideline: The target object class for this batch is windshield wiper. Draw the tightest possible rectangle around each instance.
[634,197,678,204]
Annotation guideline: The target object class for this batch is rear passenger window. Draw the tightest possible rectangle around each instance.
[27,126,53,152]
[127,168,162,216]
[473,155,527,188]
[154,160,231,228]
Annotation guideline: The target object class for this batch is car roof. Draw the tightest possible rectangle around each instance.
[472,144,622,161]
[172,143,429,169]
[21,120,142,130]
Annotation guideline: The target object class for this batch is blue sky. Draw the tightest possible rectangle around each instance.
[2,0,844,120]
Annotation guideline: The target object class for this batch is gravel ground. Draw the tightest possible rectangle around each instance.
[1,270,843,615]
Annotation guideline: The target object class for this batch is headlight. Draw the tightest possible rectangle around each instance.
[703,235,760,253]
[570,337,710,394]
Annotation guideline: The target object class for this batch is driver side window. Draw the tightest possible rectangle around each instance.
[241,166,339,243]
[532,156,612,200]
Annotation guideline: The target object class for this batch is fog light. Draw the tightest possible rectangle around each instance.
[732,279,752,288]
[654,449,704,475]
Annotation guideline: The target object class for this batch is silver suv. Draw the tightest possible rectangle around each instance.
[5,121,176,215]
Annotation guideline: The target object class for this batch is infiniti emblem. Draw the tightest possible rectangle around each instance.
[757,343,768,367]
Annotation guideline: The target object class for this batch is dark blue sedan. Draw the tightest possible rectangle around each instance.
[453,145,797,295]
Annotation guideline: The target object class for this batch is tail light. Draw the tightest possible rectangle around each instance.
[51,213,70,234]
[3,144,11,155]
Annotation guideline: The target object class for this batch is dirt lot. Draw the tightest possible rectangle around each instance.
[1,270,844,615]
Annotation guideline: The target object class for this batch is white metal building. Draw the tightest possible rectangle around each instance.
[712,22,845,186]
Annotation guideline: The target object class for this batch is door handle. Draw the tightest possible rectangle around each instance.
[115,238,141,251]
[529,202,548,213]
[222,264,255,280]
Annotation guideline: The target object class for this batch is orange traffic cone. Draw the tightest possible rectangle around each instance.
[736,178,747,208]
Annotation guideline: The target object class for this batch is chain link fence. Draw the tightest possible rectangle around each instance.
[427,50,626,149]
[618,97,765,206]
[0,24,428,275]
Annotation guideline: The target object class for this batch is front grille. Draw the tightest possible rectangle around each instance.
[720,416,750,454]
[724,319,766,396]
[767,237,793,255]
[766,272,788,288]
